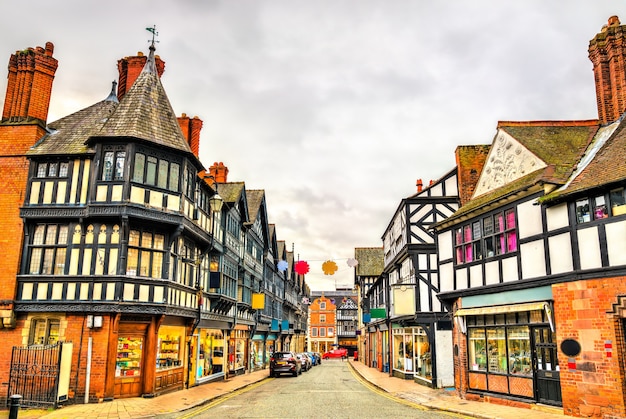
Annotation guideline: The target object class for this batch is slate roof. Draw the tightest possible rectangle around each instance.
[354,247,383,277]
[245,190,265,224]
[28,44,195,161]
[28,93,118,156]
[437,121,598,224]
[542,118,626,202]
[216,182,245,204]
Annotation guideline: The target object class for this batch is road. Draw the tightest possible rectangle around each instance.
[162,359,469,419]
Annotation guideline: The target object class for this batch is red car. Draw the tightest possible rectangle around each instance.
[322,348,348,359]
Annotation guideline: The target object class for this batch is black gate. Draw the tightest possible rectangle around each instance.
[7,342,63,408]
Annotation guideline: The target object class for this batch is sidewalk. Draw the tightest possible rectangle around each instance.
[0,360,576,419]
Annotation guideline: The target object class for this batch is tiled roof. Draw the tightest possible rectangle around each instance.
[437,122,598,225]
[354,247,383,276]
[246,190,265,223]
[98,46,193,155]
[27,98,118,156]
[542,119,626,202]
[216,182,245,204]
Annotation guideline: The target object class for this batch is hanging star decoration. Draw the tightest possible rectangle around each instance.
[347,258,359,267]
[277,260,289,272]
[294,260,310,275]
[322,260,338,275]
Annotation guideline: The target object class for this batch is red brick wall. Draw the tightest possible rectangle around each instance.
[455,145,490,206]
[0,124,47,302]
[553,277,626,418]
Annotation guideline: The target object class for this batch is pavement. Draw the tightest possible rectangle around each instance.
[0,359,576,419]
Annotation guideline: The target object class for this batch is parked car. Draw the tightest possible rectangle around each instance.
[269,351,302,377]
[297,353,312,371]
[313,352,322,364]
[306,351,319,366]
[322,348,348,359]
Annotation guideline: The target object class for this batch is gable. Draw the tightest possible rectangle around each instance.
[473,130,546,198]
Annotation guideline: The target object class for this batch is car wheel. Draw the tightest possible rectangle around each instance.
[292,369,297,377]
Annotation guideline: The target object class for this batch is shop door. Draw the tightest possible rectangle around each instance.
[531,327,562,406]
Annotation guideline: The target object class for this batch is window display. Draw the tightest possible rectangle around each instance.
[198,329,224,377]
[392,327,431,379]
[507,326,531,375]
[469,328,487,371]
[228,330,247,372]
[116,337,143,377]
[157,326,183,370]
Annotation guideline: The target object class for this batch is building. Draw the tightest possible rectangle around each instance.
[433,16,626,417]
[0,39,308,406]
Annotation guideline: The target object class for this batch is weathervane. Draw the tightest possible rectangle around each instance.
[146,25,159,47]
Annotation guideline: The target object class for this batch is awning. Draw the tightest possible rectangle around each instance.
[455,301,549,317]
[455,301,553,333]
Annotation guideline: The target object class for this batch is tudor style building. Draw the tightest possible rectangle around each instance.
[0,39,309,406]
[433,16,626,417]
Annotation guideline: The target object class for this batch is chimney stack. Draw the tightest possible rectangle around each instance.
[455,145,490,205]
[177,113,203,157]
[117,52,165,101]
[209,162,229,183]
[416,179,423,193]
[589,16,626,125]
[2,42,58,124]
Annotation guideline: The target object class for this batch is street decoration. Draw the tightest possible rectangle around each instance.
[322,260,338,275]
[277,260,288,272]
[347,258,359,267]
[294,260,310,275]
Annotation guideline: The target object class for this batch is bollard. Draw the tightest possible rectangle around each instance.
[8,394,21,419]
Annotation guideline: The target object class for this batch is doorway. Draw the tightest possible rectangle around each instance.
[531,326,562,406]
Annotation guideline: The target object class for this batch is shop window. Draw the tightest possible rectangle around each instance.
[468,328,487,371]
[507,326,531,375]
[487,328,507,374]
[29,318,60,346]
[116,337,143,377]
[157,326,184,370]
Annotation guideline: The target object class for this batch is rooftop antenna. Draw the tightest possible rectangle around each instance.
[146,25,159,48]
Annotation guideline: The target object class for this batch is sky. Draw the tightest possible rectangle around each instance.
[1,1,623,291]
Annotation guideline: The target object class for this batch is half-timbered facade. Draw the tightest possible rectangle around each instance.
[433,16,626,417]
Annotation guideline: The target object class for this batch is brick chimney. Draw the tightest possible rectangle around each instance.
[209,162,229,183]
[177,113,203,157]
[0,42,58,313]
[117,52,165,101]
[1,42,58,124]
[589,16,626,125]
[416,179,423,193]
[455,145,490,206]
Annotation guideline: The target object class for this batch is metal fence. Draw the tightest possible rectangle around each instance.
[7,342,63,408]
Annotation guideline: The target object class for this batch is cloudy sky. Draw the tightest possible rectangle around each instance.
[1,1,623,291]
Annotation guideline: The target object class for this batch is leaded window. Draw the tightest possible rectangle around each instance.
[29,224,69,275]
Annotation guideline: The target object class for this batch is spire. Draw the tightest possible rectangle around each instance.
[105,81,119,103]
[143,25,159,75]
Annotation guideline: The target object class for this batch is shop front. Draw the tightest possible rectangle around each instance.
[455,299,560,406]
[196,328,226,382]
[228,326,249,375]
[251,333,266,370]
[155,323,185,394]
[391,325,431,381]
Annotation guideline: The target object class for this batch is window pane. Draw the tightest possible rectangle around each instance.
[472,222,481,239]
[508,326,531,375]
[495,213,504,232]
[151,252,163,279]
[464,244,473,262]
[590,198,601,220]
[45,225,57,244]
[59,162,69,177]
[140,250,150,276]
[58,226,68,244]
[54,249,66,274]
[576,199,590,223]
[468,328,487,371]
[29,249,42,274]
[32,320,47,345]
[505,209,515,229]
[157,160,168,189]
[47,321,60,345]
[133,153,145,182]
[463,225,471,242]
[129,230,140,246]
[114,152,125,180]
[455,228,462,245]
[48,163,57,177]
[456,246,464,264]
[507,231,517,252]
[33,225,45,245]
[103,152,114,181]
[154,234,164,250]
[487,328,507,373]
[42,249,54,274]
[141,232,152,248]
[37,164,47,178]
[484,237,495,258]
[127,249,138,275]
[169,163,180,192]
[146,157,157,186]
[610,188,626,216]
[483,216,493,235]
